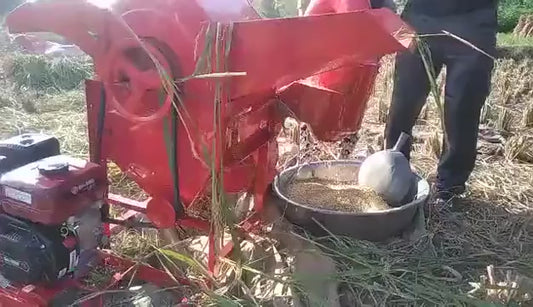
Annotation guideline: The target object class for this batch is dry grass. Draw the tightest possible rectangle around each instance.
[523,105,533,127]
[107,162,148,201]
[110,229,160,259]
[3,53,92,91]
[0,89,89,158]
[481,103,496,124]
[423,131,442,159]
[488,58,533,131]
[374,55,394,124]
[505,135,533,163]
[498,107,514,132]
[83,265,118,289]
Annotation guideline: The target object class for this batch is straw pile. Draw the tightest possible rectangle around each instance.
[3,53,92,91]
[505,135,533,163]
[514,15,533,38]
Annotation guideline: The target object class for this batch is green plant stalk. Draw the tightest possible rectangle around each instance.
[211,22,223,257]
[221,22,243,262]
[416,36,448,145]
[214,21,242,265]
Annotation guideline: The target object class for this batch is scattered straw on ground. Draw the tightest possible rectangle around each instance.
[316,56,533,306]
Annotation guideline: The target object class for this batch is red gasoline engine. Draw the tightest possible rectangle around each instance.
[0,0,414,305]
[0,134,106,285]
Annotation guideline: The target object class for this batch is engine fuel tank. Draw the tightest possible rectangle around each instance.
[0,155,107,225]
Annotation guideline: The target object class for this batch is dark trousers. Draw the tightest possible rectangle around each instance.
[385,36,495,193]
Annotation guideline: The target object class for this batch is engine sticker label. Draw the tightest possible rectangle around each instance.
[21,284,36,293]
[69,250,78,272]
[4,187,32,205]
[58,268,67,279]
[71,178,96,195]
[0,253,30,273]
[0,273,10,288]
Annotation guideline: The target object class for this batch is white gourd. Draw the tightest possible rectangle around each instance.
[358,132,414,206]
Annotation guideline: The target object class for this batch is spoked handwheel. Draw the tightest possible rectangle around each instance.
[101,38,174,123]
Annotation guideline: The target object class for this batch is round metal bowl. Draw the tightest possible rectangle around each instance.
[272,160,430,241]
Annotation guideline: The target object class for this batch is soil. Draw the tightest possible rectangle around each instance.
[285,178,390,213]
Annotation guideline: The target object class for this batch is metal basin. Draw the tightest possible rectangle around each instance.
[272,160,430,241]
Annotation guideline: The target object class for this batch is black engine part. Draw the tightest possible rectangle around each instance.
[0,134,60,174]
[0,214,78,284]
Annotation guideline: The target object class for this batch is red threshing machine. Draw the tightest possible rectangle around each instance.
[0,0,413,305]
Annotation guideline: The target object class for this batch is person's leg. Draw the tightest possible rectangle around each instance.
[385,45,443,159]
[436,39,495,198]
